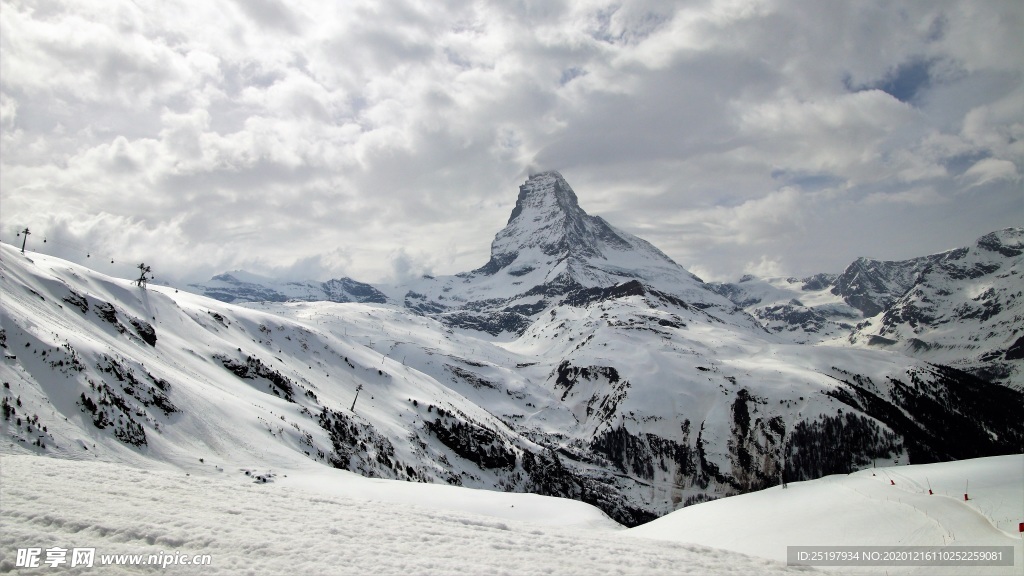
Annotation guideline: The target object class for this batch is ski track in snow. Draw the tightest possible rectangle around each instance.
[1,455,810,575]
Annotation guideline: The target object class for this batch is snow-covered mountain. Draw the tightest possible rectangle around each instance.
[707,274,860,344]
[850,228,1023,384]
[455,171,708,299]
[192,171,749,337]
[191,270,387,305]
[710,227,1024,388]
[2,173,1021,528]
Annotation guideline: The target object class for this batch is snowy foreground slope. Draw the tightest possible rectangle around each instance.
[630,454,1024,576]
[0,454,800,576]
[2,454,1020,575]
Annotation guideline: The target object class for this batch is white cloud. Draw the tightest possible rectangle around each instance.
[1,0,1022,285]
[0,92,16,129]
[734,90,925,183]
[864,186,945,206]
[962,158,1020,188]
[743,255,787,279]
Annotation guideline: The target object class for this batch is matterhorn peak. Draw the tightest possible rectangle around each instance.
[470,172,707,300]
[480,171,621,274]
[506,171,583,226]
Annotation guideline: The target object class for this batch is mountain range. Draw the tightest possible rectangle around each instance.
[3,171,1021,526]
[706,227,1023,388]
[192,175,1022,389]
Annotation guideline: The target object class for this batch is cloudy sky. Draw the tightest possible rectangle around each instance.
[2,0,1021,286]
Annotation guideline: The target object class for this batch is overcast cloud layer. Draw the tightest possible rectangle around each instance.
[1,0,1021,286]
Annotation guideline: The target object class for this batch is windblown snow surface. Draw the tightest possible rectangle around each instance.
[1,454,794,575]
[1,454,1020,575]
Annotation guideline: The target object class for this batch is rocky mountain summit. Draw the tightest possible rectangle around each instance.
[389,171,747,335]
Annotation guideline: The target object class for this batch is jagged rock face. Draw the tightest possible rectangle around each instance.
[829,236,1007,319]
[800,273,837,292]
[977,228,1024,257]
[831,256,934,317]
[483,172,633,271]
[321,278,389,304]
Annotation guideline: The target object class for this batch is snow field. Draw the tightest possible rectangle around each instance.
[1,455,807,575]
[628,454,1024,575]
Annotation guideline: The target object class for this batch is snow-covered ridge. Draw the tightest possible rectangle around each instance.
[192,270,387,305]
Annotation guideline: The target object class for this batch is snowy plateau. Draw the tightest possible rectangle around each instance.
[1,171,1022,574]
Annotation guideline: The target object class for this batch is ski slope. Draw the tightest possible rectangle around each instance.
[628,454,1024,575]
[0,454,799,575]
[3,454,1020,574]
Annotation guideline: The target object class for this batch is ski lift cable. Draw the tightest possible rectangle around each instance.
[11,227,122,266]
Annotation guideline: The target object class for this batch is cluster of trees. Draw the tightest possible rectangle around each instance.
[783,413,900,481]
[424,414,516,470]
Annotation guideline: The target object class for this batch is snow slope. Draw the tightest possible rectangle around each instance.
[2,453,1019,575]
[629,454,1024,575]
[0,454,802,576]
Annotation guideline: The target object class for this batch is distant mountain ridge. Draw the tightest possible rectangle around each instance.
[192,271,387,305]
[710,227,1024,387]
